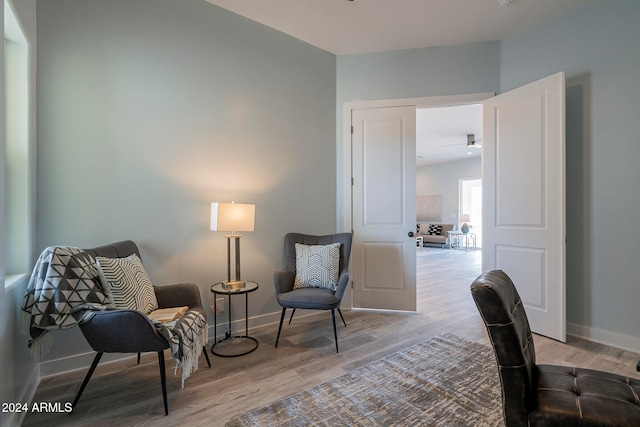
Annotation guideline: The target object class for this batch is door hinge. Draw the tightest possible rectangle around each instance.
[351,177,354,186]
[351,126,354,134]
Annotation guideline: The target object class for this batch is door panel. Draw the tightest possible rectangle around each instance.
[483,72,566,341]
[352,106,416,311]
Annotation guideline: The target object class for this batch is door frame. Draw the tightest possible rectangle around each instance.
[341,92,494,308]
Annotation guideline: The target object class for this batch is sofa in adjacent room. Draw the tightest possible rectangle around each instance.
[417,223,454,249]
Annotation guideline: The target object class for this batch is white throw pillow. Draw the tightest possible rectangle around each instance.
[95,254,158,314]
[294,242,341,291]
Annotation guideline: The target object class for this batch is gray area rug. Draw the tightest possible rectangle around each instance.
[226,333,504,426]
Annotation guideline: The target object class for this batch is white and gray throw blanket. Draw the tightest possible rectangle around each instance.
[21,246,207,387]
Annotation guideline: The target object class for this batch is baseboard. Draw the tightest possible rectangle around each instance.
[39,351,142,379]
[567,322,640,354]
[34,316,638,390]
[210,308,325,341]
[38,308,326,378]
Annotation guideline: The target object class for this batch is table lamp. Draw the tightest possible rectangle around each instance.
[210,202,255,290]
[460,214,471,233]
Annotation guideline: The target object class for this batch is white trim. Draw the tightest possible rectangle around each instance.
[340,93,494,309]
[4,272,27,290]
[567,322,640,354]
[38,309,328,377]
[341,93,494,236]
[4,0,29,44]
[35,314,640,377]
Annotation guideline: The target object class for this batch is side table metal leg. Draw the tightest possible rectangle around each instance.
[245,292,249,336]
[212,298,217,351]
[228,294,232,337]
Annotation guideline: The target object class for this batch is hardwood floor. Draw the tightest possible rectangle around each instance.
[23,247,640,426]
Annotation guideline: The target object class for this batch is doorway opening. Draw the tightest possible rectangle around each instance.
[343,92,494,312]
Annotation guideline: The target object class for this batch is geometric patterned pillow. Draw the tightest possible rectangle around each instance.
[428,225,442,235]
[95,254,158,315]
[293,242,341,291]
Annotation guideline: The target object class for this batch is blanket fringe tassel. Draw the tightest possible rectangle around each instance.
[175,327,208,388]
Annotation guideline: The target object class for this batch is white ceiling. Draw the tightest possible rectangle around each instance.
[204,0,585,55]
[203,0,585,165]
[417,105,482,166]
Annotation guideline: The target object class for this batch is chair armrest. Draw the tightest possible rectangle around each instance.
[334,271,351,301]
[274,270,295,295]
[77,309,168,353]
[154,282,203,310]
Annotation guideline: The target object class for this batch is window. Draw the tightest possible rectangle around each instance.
[4,0,31,288]
[459,178,482,247]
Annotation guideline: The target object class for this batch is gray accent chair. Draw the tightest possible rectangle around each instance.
[274,232,352,353]
[471,270,640,426]
[72,240,211,416]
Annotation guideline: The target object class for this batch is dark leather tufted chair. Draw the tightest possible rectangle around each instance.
[274,232,352,353]
[471,270,640,426]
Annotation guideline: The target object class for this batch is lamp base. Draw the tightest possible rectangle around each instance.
[223,280,246,291]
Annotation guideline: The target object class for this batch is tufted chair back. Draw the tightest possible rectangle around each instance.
[470,270,536,426]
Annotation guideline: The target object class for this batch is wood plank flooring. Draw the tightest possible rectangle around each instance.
[23,247,640,426]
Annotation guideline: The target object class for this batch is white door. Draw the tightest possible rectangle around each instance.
[351,106,417,311]
[483,72,566,341]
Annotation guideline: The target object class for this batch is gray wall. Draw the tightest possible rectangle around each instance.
[336,41,500,229]
[500,0,640,344]
[35,0,336,371]
[416,157,481,226]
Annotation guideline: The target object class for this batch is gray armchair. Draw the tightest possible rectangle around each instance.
[471,270,640,426]
[274,232,352,353]
[73,240,210,416]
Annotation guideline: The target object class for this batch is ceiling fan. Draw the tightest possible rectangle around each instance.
[444,134,482,149]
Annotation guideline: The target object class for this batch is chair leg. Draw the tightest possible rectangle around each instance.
[338,308,347,328]
[73,352,103,410]
[275,307,286,348]
[202,346,211,368]
[331,309,339,353]
[158,351,168,416]
[288,308,296,324]
[137,352,141,364]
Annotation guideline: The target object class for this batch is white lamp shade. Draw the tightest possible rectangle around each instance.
[210,202,255,232]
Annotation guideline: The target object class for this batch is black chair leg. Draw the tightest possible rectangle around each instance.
[137,352,141,364]
[73,352,103,410]
[338,308,347,327]
[275,307,286,348]
[288,308,296,324]
[332,309,339,353]
[202,346,211,368]
[158,351,168,416]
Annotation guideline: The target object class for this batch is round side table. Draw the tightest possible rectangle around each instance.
[210,281,259,357]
